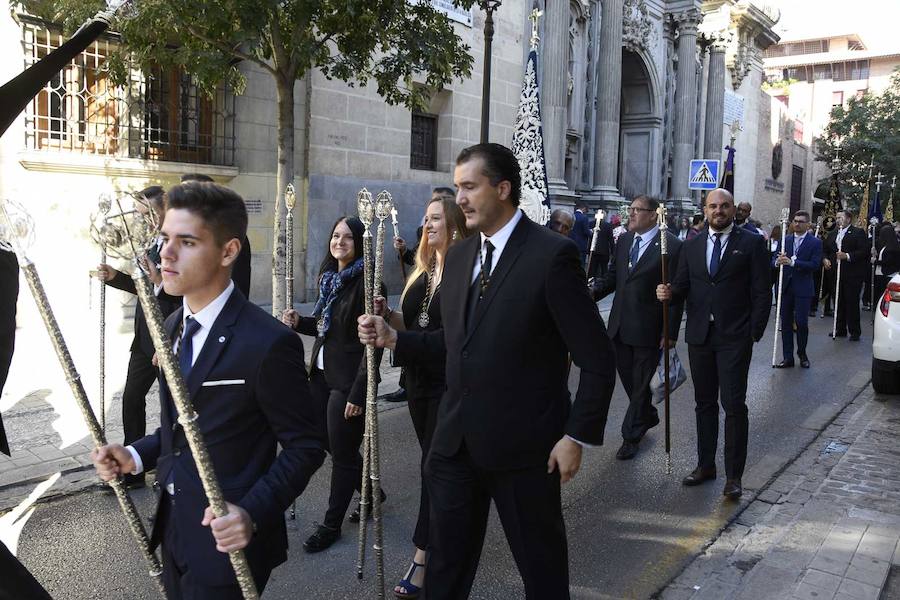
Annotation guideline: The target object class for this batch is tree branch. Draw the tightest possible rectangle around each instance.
[185,24,277,76]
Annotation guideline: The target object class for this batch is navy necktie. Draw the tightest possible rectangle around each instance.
[709,233,722,277]
[629,235,642,272]
[178,316,202,379]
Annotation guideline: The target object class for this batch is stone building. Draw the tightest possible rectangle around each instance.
[761,29,900,225]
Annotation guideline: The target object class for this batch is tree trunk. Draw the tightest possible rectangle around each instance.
[272,73,294,316]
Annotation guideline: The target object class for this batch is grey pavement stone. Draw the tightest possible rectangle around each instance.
[809,553,851,577]
[690,579,738,600]
[857,531,899,562]
[793,581,837,600]
[734,563,799,599]
[836,578,880,600]
[844,554,889,586]
[801,569,843,594]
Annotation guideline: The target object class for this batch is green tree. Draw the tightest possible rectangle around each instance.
[18,0,475,312]
[817,69,900,214]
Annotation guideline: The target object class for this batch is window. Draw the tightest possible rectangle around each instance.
[848,60,870,80]
[832,62,846,81]
[410,112,438,170]
[22,21,235,166]
[813,63,832,81]
[832,91,844,107]
[785,66,812,83]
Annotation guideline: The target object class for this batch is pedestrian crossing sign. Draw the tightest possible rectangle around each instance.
[688,159,720,191]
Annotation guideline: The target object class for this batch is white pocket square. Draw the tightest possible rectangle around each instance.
[201,379,245,387]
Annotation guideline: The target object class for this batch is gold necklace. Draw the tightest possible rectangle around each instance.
[417,256,440,328]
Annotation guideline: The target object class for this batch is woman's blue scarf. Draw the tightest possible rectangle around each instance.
[312,257,365,337]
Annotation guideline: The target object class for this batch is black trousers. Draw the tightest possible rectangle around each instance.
[122,349,157,445]
[835,276,863,337]
[407,392,441,549]
[0,541,51,600]
[612,336,659,443]
[159,496,270,599]
[687,324,753,480]
[309,369,366,531]
[424,446,569,600]
[781,293,813,360]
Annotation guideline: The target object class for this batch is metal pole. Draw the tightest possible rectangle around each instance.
[657,206,671,474]
[479,1,501,143]
[772,208,789,366]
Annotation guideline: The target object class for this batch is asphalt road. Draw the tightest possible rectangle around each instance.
[12,310,873,599]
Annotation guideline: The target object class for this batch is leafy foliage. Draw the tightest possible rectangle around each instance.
[818,69,900,210]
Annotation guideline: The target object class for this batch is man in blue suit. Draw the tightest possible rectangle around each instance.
[92,182,325,598]
[774,210,823,369]
[569,201,593,265]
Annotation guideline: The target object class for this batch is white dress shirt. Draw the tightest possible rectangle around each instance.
[630,225,659,265]
[836,226,850,260]
[127,280,235,475]
[470,209,523,284]
[789,233,808,266]
[705,222,734,272]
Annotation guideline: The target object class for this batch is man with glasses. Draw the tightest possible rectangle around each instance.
[774,211,823,368]
[591,196,683,460]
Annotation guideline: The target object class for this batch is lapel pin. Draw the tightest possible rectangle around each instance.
[218,336,226,343]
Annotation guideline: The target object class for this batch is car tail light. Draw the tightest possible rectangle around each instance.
[879,282,900,317]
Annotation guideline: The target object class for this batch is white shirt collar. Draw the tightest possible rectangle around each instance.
[838,225,850,234]
[183,280,234,331]
[633,225,659,243]
[795,231,807,240]
[709,222,734,238]
[480,209,523,256]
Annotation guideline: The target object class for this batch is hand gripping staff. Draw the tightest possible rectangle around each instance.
[103,195,260,600]
[656,205,672,474]
[585,209,606,276]
[0,198,167,599]
[772,208,789,367]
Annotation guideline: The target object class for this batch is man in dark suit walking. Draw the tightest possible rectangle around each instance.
[823,210,868,341]
[774,210,823,368]
[360,143,616,599]
[591,195,683,460]
[587,214,614,279]
[569,200,592,267]
[656,188,771,500]
[94,186,181,488]
[92,182,325,598]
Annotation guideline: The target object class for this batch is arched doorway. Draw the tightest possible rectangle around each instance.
[618,50,661,199]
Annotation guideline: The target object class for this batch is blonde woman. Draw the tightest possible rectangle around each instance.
[377,195,470,599]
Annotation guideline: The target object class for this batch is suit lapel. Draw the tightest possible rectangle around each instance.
[449,235,480,337]
[694,230,712,281]
[465,215,529,343]
[161,307,184,427]
[185,289,242,400]
[714,227,742,279]
[628,230,660,279]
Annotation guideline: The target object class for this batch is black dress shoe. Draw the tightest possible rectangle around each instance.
[303,524,340,553]
[615,440,639,460]
[378,388,407,402]
[682,467,716,486]
[849,335,861,341]
[823,310,834,317]
[723,479,743,500]
[799,356,810,368]
[774,360,795,369]
[348,489,388,523]
[829,332,847,339]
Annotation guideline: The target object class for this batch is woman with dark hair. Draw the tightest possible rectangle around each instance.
[282,215,383,553]
[875,223,900,298]
[376,196,471,599]
[677,216,691,241]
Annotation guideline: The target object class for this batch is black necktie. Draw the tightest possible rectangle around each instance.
[178,316,202,379]
[709,233,722,277]
[466,240,495,331]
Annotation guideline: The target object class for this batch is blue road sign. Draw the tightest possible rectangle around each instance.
[688,159,720,191]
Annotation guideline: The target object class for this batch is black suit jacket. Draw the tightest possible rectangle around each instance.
[295,273,380,407]
[0,249,18,456]
[395,212,617,470]
[132,288,326,586]
[233,236,252,298]
[107,270,181,357]
[592,220,614,257]
[594,229,684,346]
[671,226,772,345]
[824,226,869,282]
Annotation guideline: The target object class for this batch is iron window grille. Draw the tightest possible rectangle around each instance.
[21,21,235,166]
[410,112,438,171]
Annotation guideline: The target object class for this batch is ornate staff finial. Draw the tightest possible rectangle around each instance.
[0,199,36,256]
[528,8,543,49]
[285,183,296,211]
[357,188,374,229]
[876,171,885,192]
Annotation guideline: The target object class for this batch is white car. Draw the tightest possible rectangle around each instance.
[872,273,900,393]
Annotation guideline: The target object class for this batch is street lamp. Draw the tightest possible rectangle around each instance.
[479,0,502,143]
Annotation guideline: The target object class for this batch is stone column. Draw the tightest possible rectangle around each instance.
[703,41,727,160]
[670,9,702,201]
[591,0,624,201]
[543,0,571,196]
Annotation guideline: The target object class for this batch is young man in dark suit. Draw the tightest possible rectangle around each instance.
[823,210,868,341]
[94,186,181,488]
[569,200,593,266]
[774,210,823,368]
[656,188,771,500]
[591,195,683,460]
[91,182,325,598]
[360,143,617,599]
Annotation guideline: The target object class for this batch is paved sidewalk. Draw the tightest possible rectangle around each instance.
[660,388,900,600]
